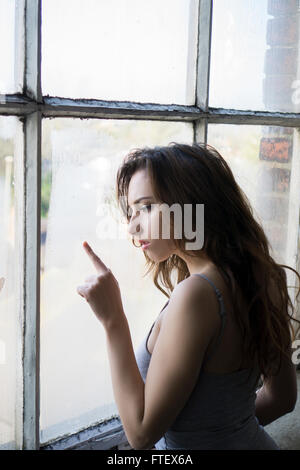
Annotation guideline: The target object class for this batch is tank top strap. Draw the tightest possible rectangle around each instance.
[192,273,226,316]
[191,273,227,361]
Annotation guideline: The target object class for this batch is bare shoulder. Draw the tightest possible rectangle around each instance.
[162,273,221,332]
[176,272,222,307]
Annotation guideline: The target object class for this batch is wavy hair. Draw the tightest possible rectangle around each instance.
[116,142,300,379]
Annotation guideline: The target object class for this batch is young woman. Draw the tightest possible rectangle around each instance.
[77,142,300,450]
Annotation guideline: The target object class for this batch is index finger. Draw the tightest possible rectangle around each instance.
[83,241,108,274]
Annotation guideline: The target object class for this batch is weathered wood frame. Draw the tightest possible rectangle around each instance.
[1,0,300,450]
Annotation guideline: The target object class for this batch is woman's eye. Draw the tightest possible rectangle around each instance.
[126,204,151,222]
[141,204,152,212]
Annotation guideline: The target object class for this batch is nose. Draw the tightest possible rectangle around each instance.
[127,211,141,237]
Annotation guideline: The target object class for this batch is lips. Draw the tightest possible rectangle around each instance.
[139,240,150,246]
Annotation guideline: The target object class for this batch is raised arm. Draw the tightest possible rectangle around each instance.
[78,242,220,450]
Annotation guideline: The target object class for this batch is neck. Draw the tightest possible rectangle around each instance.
[175,249,214,276]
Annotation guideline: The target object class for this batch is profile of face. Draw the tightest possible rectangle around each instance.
[127,168,177,263]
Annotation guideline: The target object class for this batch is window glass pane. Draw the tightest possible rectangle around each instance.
[40,118,193,444]
[0,0,23,94]
[208,124,298,265]
[0,116,23,449]
[210,0,300,112]
[42,0,198,105]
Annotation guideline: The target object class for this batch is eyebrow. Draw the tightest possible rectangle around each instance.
[128,196,154,206]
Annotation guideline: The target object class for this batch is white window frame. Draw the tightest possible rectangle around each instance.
[0,0,299,450]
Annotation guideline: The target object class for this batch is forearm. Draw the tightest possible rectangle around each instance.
[105,316,145,448]
[255,386,293,426]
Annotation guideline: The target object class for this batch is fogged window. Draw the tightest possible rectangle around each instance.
[0,0,23,94]
[0,116,23,449]
[208,125,296,265]
[40,118,193,443]
[42,0,198,104]
[210,0,300,112]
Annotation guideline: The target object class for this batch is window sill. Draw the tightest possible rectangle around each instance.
[40,417,132,450]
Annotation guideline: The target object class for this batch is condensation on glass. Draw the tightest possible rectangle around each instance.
[210,0,300,112]
[42,0,198,104]
[40,118,193,443]
[208,124,297,265]
[0,116,23,449]
[0,0,24,94]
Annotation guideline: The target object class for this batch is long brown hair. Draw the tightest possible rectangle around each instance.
[116,142,300,379]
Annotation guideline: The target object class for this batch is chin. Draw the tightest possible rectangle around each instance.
[149,253,170,263]
[144,243,174,263]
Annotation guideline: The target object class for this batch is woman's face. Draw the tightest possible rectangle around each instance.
[127,168,176,262]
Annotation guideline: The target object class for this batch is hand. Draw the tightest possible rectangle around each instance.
[77,241,125,329]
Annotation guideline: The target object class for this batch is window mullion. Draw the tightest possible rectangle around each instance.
[23,111,41,451]
[195,0,213,145]
[186,0,200,110]
[23,0,42,450]
[194,118,208,144]
[24,0,42,102]
[207,107,300,127]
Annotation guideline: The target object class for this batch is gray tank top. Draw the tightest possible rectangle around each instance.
[134,273,280,450]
